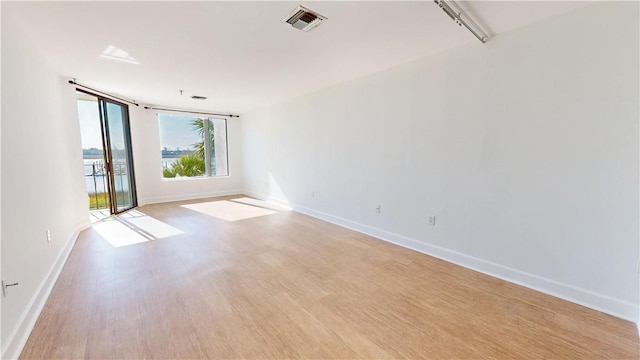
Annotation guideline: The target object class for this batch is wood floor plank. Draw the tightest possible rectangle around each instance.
[19,195,640,359]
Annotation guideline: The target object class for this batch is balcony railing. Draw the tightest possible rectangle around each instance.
[85,161,109,210]
[84,160,131,211]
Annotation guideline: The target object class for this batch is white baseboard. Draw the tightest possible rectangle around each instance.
[266,196,292,209]
[239,189,264,201]
[139,189,244,206]
[240,191,294,209]
[290,204,639,324]
[1,220,91,360]
[241,190,275,202]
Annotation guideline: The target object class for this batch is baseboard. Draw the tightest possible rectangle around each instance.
[139,189,244,206]
[240,189,265,201]
[292,204,639,324]
[266,196,292,209]
[1,220,91,360]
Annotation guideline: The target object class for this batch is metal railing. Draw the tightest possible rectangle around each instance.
[84,160,131,211]
[84,161,109,210]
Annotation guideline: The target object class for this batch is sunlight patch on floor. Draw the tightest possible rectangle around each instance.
[92,210,184,247]
[120,211,184,239]
[181,200,279,221]
[93,218,150,248]
[89,209,111,223]
[230,197,291,211]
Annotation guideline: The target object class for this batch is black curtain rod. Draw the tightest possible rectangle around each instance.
[69,79,139,106]
[144,106,240,118]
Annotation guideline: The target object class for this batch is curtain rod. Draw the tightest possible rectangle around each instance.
[69,79,139,106]
[434,0,489,44]
[144,106,240,118]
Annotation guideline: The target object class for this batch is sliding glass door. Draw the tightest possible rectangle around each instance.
[77,91,137,214]
[85,94,137,214]
[100,99,137,214]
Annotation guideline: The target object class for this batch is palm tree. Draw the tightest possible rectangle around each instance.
[163,118,213,178]
[163,153,206,178]
[191,118,214,160]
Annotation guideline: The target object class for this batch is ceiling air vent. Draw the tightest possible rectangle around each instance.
[282,5,326,32]
[191,95,207,100]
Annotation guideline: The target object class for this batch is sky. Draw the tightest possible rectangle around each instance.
[157,114,201,150]
[78,99,103,149]
[77,99,126,150]
[77,99,200,151]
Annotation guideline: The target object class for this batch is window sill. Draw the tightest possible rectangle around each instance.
[161,175,230,182]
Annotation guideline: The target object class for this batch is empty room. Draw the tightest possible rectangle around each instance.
[1,1,639,359]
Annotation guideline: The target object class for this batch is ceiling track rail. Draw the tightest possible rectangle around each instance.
[144,106,240,118]
[69,79,139,106]
[434,0,489,43]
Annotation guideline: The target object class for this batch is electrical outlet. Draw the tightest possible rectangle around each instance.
[375,205,381,213]
[427,216,436,226]
[46,229,52,243]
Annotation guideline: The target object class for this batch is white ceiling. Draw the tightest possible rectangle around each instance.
[3,1,590,114]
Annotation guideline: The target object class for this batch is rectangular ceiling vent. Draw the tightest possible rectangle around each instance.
[282,5,326,32]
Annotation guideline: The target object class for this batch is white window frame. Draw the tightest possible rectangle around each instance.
[157,110,229,179]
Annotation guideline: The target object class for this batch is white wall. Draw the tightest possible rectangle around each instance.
[129,107,243,205]
[0,12,244,357]
[1,13,90,357]
[242,2,640,322]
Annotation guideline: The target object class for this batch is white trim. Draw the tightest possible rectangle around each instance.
[289,203,638,323]
[1,220,91,360]
[241,190,266,201]
[242,191,294,210]
[139,189,244,206]
[266,196,292,209]
[160,175,231,183]
[240,190,293,207]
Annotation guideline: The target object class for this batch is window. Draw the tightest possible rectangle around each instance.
[158,114,228,178]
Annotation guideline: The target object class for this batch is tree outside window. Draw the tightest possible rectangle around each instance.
[158,114,228,178]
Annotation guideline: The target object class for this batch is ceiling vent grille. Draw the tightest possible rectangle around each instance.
[282,5,326,32]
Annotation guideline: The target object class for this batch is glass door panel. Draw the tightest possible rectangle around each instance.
[102,100,137,213]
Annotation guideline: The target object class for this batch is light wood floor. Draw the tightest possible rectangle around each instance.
[21,196,639,359]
